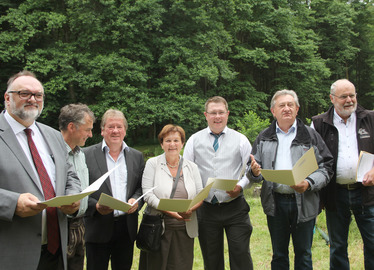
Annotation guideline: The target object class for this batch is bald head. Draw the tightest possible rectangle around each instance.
[330,79,355,95]
[330,79,357,122]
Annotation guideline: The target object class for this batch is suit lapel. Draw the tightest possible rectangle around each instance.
[95,143,112,194]
[0,114,43,193]
[124,148,133,200]
[37,123,65,195]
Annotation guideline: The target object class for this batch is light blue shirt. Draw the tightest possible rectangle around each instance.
[102,140,128,216]
[273,120,297,194]
[65,143,89,217]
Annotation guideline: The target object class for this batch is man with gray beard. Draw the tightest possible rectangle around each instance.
[0,70,81,270]
[312,79,374,270]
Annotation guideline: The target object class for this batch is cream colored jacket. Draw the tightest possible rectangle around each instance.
[142,153,203,238]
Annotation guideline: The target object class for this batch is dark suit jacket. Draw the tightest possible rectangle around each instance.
[0,112,81,270]
[83,142,145,243]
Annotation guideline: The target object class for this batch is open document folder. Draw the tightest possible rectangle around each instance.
[356,151,374,182]
[205,163,246,191]
[97,187,156,212]
[157,182,214,212]
[206,178,238,191]
[38,165,119,207]
[260,148,318,186]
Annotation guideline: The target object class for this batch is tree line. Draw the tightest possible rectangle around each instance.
[1,0,373,145]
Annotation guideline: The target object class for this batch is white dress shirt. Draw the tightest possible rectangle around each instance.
[333,110,359,184]
[102,139,128,216]
[183,126,251,190]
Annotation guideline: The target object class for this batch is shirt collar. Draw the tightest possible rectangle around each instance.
[4,110,37,135]
[333,108,356,124]
[101,139,128,153]
[64,141,81,155]
[276,120,297,135]
[207,126,227,136]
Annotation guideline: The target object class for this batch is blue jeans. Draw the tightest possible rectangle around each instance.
[326,186,374,270]
[267,193,315,270]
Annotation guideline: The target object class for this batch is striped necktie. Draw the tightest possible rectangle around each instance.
[211,133,222,152]
[211,132,222,204]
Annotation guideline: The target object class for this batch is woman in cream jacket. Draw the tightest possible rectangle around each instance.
[139,124,203,270]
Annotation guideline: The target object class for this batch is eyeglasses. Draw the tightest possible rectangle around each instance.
[8,90,45,101]
[206,111,228,116]
[331,93,357,100]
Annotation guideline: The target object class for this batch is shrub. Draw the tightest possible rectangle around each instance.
[236,111,271,143]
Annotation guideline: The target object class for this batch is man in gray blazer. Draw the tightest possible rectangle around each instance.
[0,70,81,270]
[84,109,145,270]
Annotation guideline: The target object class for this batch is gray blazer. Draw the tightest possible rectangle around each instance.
[83,142,145,243]
[0,112,81,270]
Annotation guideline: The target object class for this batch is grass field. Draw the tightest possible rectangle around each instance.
[127,187,365,270]
[93,145,365,269]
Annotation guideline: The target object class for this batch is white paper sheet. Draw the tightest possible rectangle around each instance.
[356,151,374,182]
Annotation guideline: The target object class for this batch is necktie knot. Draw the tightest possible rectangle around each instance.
[211,132,223,152]
[24,128,32,136]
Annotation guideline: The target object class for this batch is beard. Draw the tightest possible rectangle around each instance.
[336,102,357,119]
[9,97,43,122]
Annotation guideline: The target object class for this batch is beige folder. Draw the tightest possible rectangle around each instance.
[157,182,214,212]
[260,148,318,186]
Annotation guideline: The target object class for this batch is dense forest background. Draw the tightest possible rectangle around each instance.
[1,0,373,145]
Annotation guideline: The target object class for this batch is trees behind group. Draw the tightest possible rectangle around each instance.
[1,0,373,145]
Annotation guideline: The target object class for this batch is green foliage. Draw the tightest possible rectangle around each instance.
[236,110,271,143]
[0,0,373,142]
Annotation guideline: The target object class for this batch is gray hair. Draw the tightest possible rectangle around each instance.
[100,109,128,130]
[204,96,229,112]
[59,103,96,131]
[6,70,39,93]
[270,89,300,109]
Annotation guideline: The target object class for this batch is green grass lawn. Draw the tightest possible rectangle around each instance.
[99,145,365,269]
[128,188,364,270]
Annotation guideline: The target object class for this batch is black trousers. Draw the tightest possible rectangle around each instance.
[37,245,63,270]
[198,196,253,270]
[86,215,134,270]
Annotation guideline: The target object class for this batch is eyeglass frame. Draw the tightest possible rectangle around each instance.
[206,111,228,116]
[7,90,45,101]
[331,93,357,100]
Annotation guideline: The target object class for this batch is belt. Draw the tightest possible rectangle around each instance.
[337,182,361,190]
[204,200,231,206]
[275,192,296,199]
[205,196,240,206]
